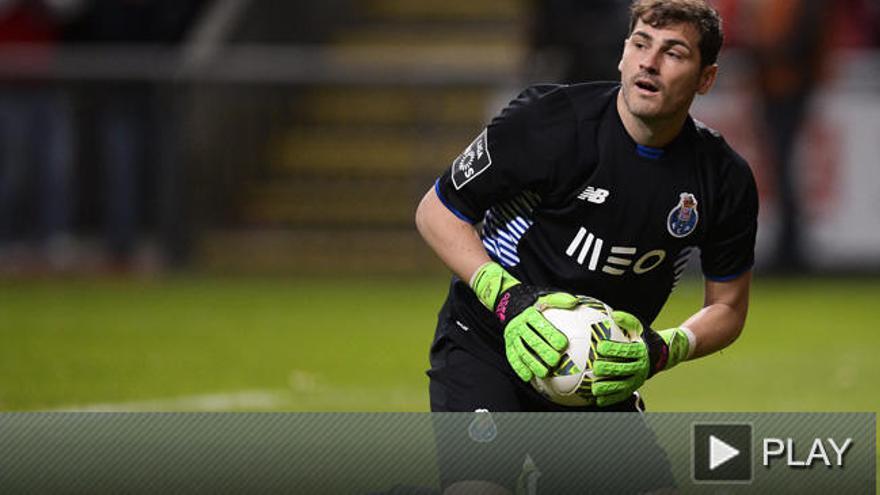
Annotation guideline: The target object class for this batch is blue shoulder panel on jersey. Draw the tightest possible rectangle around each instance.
[704,264,752,282]
[434,179,478,224]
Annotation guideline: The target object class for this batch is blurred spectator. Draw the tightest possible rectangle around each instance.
[829,0,880,48]
[745,0,838,273]
[0,0,81,272]
[527,0,630,83]
[63,0,206,269]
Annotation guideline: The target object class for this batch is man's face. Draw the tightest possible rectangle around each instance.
[618,19,716,122]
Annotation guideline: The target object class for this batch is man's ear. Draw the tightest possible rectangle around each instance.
[697,64,718,95]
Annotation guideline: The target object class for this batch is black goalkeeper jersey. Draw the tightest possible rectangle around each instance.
[432,82,758,374]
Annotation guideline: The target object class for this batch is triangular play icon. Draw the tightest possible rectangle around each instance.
[709,435,740,470]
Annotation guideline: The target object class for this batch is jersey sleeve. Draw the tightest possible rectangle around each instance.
[434,85,578,223]
[700,152,759,281]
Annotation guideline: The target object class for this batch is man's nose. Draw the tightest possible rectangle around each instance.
[639,51,661,74]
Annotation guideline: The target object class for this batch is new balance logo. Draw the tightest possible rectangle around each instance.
[565,227,667,276]
[577,186,610,204]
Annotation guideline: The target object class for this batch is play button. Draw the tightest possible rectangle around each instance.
[693,423,752,483]
[709,435,740,470]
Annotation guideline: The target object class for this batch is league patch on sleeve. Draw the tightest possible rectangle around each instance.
[451,129,492,190]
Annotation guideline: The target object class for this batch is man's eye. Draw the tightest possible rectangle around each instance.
[667,51,682,59]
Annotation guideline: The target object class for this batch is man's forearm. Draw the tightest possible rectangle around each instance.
[415,187,489,283]
[680,303,747,359]
[678,273,751,360]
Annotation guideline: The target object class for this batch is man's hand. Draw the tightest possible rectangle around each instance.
[471,262,579,382]
[592,311,693,407]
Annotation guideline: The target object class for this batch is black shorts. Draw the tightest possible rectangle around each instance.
[427,334,676,493]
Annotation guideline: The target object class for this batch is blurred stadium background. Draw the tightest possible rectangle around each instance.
[0,0,878,425]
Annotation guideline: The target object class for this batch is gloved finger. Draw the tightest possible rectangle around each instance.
[610,310,644,335]
[523,310,568,350]
[592,358,646,378]
[591,377,634,397]
[596,340,647,360]
[508,314,561,362]
[537,292,580,310]
[518,324,562,367]
[597,390,634,407]
[505,342,533,382]
[512,337,551,379]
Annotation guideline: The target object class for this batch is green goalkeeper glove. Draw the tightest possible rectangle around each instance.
[591,310,693,407]
[470,261,579,382]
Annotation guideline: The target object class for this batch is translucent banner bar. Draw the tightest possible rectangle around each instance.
[0,413,874,493]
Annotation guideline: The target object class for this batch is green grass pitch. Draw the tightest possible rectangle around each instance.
[1,274,877,412]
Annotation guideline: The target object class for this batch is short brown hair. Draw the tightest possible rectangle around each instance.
[629,0,724,67]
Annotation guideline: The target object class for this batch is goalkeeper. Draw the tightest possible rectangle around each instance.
[416,0,757,414]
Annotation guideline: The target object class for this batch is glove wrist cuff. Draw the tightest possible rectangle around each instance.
[494,284,541,323]
[469,261,521,312]
[679,326,697,359]
[657,327,694,371]
[642,328,668,378]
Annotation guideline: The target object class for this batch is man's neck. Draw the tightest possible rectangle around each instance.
[616,91,689,148]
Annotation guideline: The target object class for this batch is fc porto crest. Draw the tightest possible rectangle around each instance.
[667,193,699,238]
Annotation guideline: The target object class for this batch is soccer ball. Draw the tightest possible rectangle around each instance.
[530,296,643,407]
